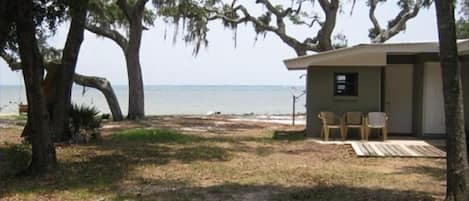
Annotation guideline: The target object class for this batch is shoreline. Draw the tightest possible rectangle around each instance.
[0,113,306,129]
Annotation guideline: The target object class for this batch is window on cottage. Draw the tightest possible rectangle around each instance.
[334,73,358,96]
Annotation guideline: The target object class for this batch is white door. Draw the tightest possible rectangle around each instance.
[423,62,446,134]
[385,64,413,133]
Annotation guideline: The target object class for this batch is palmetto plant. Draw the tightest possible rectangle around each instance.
[70,103,102,133]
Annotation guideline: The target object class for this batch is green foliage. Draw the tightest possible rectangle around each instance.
[1,0,67,62]
[457,0,469,39]
[87,0,157,37]
[456,18,469,38]
[255,12,272,34]
[87,0,131,30]
[112,128,202,143]
[1,143,31,177]
[70,103,102,132]
[157,0,214,54]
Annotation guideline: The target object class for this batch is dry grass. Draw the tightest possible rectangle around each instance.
[0,116,446,201]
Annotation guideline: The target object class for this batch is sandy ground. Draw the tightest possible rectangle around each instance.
[0,115,446,201]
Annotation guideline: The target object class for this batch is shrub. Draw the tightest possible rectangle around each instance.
[69,104,102,142]
[70,103,102,131]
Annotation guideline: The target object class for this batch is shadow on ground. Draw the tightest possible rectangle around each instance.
[272,130,306,141]
[400,165,446,181]
[0,127,439,201]
[115,181,436,201]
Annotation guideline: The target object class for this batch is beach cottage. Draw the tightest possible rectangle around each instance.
[283,39,469,138]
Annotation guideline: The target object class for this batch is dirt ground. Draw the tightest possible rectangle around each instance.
[0,115,446,201]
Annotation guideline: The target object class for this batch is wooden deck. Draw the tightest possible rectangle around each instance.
[311,137,446,158]
[351,142,445,158]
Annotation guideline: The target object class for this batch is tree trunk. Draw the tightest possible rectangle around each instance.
[125,18,145,120]
[15,0,56,175]
[73,73,123,121]
[0,1,13,48]
[51,0,89,141]
[435,0,469,200]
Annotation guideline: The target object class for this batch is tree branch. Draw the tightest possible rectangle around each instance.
[368,0,381,31]
[73,73,123,121]
[369,0,427,43]
[84,23,128,50]
[116,0,132,21]
[0,52,124,122]
[317,0,331,13]
[206,0,332,56]
[0,50,22,70]
[134,0,148,13]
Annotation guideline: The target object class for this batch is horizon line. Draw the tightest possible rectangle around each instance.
[0,84,305,87]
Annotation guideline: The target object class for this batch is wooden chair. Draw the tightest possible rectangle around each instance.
[365,112,388,141]
[343,112,365,140]
[18,104,28,115]
[318,112,343,141]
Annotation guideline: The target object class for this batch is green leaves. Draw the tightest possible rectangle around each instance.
[70,103,102,131]
[87,0,128,31]
[456,18,469,39]
[158,0,213,54]
[457,0,469,38]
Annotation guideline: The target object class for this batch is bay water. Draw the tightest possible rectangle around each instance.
[0,85,306,115]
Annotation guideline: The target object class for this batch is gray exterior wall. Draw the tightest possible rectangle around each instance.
[303,53,468,138]
[306,67,382,136]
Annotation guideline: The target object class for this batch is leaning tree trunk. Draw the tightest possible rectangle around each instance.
[125,17,145,120]
[52,0,89,141]
[73,73,123,121]
[435,0,469,200]
[15,0,56,175]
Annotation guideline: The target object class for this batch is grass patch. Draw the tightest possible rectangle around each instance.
[112,128,202,144]
[274,185,435,201]
[272,130,306,141]
[175,146,230,162]
[0,117,445,200]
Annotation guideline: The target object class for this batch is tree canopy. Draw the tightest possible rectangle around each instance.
[159,0,433,56]
[456,0,469,38]
[366,0,433,43]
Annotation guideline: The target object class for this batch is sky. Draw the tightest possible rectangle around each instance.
[0,1,441,86]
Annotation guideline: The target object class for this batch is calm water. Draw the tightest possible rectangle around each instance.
[0,85,306,115]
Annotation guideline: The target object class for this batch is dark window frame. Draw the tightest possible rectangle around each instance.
[333,72,359,96]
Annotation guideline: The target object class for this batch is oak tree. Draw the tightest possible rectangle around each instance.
[435,0,469,200]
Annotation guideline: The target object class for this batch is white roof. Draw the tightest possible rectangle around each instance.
[284,39,469,70]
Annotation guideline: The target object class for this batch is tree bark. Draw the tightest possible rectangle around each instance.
[51,0,89,141]
[15,0,56,175]
[0,55,124,123]
[0,1,13,48]
[125,21,145,120]
[118,0,147,120]
[368,0,427,43]
[435,0,469,200]
[73,73,123,121]
[86,0,147,120]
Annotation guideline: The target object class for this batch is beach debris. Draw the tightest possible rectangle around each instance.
[180,127,208,132]
[206,111,221,116]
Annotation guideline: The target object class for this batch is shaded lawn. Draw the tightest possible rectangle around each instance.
[0,117,446,201]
